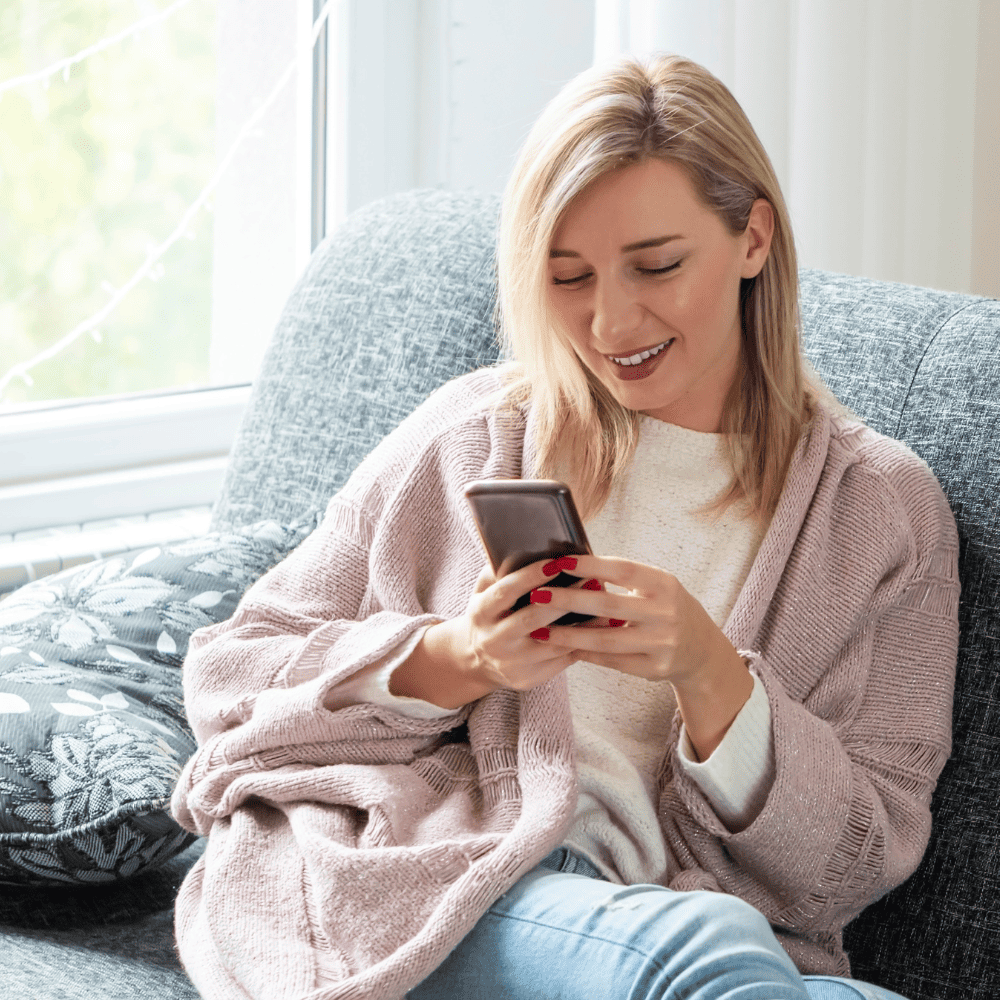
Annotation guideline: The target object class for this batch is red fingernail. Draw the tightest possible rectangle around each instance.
[609,618,626,627]
[557,556,577,571]
[582,578,602,591]
[542,560,562,575]
[530,627,550,641]
[530,589,552,604]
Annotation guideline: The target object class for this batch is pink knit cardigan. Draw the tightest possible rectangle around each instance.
[171,368,959,999]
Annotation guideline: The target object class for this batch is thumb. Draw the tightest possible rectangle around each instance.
[473,563,497,594]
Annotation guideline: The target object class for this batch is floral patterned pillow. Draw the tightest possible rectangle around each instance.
[0,516,317,886]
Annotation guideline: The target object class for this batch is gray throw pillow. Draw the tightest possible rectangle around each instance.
[0,516,317,885]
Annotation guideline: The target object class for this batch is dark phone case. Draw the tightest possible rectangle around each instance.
[464,479,595,626]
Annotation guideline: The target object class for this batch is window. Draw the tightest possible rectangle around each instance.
[1,0,220,407]
[0,0,321,545]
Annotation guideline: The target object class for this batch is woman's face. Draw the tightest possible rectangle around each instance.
[547,158,772,432]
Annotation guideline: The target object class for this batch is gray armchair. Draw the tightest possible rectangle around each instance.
[1,190,997,1000]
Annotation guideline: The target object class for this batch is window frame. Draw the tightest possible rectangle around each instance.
[0,1,326,537]
[0,384,251,536]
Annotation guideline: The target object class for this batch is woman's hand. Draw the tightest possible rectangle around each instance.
[531,555,754,759]
[388,556,584,709]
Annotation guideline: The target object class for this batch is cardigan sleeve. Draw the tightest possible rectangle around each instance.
[170,371,518,837]
[668,431,959,947]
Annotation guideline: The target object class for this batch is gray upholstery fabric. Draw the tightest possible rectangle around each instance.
[2,191,996,999]
[799,270,1000,999]
[0,839,202,998]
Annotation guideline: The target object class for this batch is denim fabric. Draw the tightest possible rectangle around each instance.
[409,848,812,1000]
[803,978,909,1000]
[409,848,911,1000]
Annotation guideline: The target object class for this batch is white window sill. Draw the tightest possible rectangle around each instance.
[0,384,250,536]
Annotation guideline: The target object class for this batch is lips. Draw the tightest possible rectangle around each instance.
[605,338,674,381]
[609,339,673,366]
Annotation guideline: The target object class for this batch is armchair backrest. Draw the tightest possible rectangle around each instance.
[214,191,1000,1000]
[799,269,1000,999]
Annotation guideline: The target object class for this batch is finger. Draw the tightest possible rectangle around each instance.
[561,555,674,597]
[525,583,638,623]
[543,622,646,655]
[492,598,587,640]
[480,557,579,618]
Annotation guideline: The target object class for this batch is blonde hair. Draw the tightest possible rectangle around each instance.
[496,53,813,523]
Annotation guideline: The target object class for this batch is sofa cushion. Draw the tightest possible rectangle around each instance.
[0,517,316,885]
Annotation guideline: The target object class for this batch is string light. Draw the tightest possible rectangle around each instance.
[0,0,196,99]
[0,1,335,403]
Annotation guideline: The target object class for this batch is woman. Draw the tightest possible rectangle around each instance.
[171,55,958,1000]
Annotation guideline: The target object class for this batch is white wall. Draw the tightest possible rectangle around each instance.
[972,0,1000,299]
[331,0,595,226]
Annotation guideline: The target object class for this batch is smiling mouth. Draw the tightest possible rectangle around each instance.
[608,339,674,366]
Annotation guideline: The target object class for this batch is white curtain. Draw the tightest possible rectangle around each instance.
[594,0,998,297]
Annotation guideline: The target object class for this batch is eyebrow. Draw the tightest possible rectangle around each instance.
[549,234,684,258]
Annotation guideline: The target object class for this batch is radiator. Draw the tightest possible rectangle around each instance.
[0,506,212,598]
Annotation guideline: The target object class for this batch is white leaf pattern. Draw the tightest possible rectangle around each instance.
[0,519,319,885]
[55,614,97,649]
[67,689,102,704]
[130,547,162,568]
[106,645,142,663]
[83,577,176,615]
[53,702,99,716]
[189,591,224,608]
[0,602,53,628]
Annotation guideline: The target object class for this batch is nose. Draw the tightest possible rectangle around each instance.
[592,275,642,348]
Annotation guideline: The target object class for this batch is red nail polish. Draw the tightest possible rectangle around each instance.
[530,627,550,641]
[530,589,552,604]
[557,556,577,571]
[609,618,626,627]
[542,560,562,575]
[582,578,602,591]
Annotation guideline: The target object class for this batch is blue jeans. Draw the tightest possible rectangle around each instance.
[408,848,909,1000]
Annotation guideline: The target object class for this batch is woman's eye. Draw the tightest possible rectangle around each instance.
[551,272,592,285]
[637,261,681,276]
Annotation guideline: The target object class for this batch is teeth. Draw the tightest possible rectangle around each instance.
[611,340,672,366]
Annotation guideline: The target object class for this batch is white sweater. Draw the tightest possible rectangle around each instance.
[331,416,774,885]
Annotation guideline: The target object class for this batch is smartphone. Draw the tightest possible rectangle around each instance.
[464,479,595,626]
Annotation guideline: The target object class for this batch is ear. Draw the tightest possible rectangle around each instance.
[740,199,774,279]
